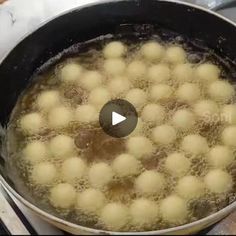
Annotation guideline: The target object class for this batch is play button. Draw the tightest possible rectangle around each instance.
[99,99,138,138]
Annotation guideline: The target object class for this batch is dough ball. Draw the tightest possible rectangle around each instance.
[108,76,130,97]
[165,46,187,64]
[165,152,191,176]
[77,189,106,214]
[60,63,83,83]
[49,135,75,158]
[100,203,129,231]
[104,58,126,76]
[135,170,165,195]
[20,112,45,135]
[125,89,147,110]
[176,176,205,199]
[50,183,76,208]
[141,41,164,61]
[75,104,98,123]
[88,163,114,188]
[221,126,236,147]
[195,63,220,83]
[172,63,193,83]
[126,136,154,159]
[130,198,158,227]
[112,154,141,177]
[61,157,87,181]
[103,41,126,58]
[127,60,147,80]
[152,125,177,145]
[88,87,111,108]
[23,141,48,163]
[204,169,233,194]
[150,84,173,102]
[130,118,144,137]
[36,90,61,112]
[147,64,170,83]
[48,106,74,128]
[181,134,209,155]
[160,195,188,224]
[172,109,195,130]
[176,83,201,103]
[222,104,236,124]
[80,70,103,91]
[207,145,234,168]
[31,162,57,185]
[141,103,166,125]
[208,80,235,102]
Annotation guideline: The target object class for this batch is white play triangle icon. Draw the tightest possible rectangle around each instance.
[112,112,127,126]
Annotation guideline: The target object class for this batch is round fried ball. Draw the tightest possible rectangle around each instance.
[108,76,130,97]
[103,41,126,58]
[204,169,233,194]
[141,41,164,61]
[165,46,187,64]
[104,58,126,76]
[50,183,76,208]
[135,170,165,195]
[208,80,234,102]
[172,109,195,130]
[150,84,173,102]
[195,63,220,83]
[222,104,236,124]
[176,83,201,103]
[125,89,147,110]
[88,163,114,189]
[60,63,83,83]
[165,152,191,176]
[152,125,177,145]
[147,64,170,83]
[75,104,98,123]
[172,63,193,83]
[80,70,103,91]
[127,60,147,80]
[88,87,111,109]
[222,126,236,147]
[207,145,234,168]
[126,136,154,159]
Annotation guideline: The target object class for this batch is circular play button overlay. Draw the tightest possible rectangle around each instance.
[99,99,138,138]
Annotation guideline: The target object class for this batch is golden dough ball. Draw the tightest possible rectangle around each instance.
[165,46,187,64]
[207,145,234,168]
[147,64,170,84]
[176,83,201,103]
[165,152,191,176]
[31,162,57,185]
[79,70,103,91]
[172,109,195,130]
[126,136,154,159]
[23,141,48,163]
[141,103,166,125]
[88,87,111,109]
[48,106,74,128]
[77,189,106,214]
[100,203,129,231]
[150,84,173,102]
[49,135,76,158]
[130,118,144,137]
[61,157,87,181]
[20,112,45,135]
[204,169,233,194]
[222,104,236,124]
[208,80,235,103]
[221,126,236,147]
[195,63,220,83]
[60,63,83,83]
[172,63,194,83]
[160,195,188,224]
[130,198,158,227]
[125,88,147,110]
[103,41,126,58]
[50,183,76,209]
[176,176,205,199]
[88,163,114,189]
[181,134,209,155]
[135,170,165,195]
[75,104,98,123]
[108,76,130,97]
[127,60,147,80]
[36,90,61,112]
[104,58,126,76]
[141,41,164,61]
[112,154,141,177]
[152,125,177,145]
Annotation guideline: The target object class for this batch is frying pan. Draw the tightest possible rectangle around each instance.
[0,0,236,234]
